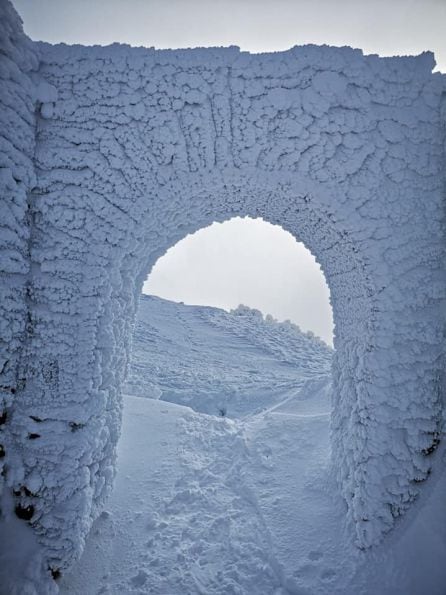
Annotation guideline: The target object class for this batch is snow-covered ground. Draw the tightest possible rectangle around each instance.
[57,297,446,595]
[126,295,332,418]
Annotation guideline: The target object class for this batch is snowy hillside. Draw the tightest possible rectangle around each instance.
[54,296,446,595]
[126,295,332,417]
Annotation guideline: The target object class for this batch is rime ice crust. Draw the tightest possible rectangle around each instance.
[0,0,445,576]
[0,0,38,505]
[0,5,37,393]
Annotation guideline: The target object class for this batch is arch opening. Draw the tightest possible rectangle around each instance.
[109,172,385,553]
[126,216,334,419]
[108,215,343,591]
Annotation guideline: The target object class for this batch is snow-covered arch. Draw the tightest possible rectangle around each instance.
[0,1,445,577]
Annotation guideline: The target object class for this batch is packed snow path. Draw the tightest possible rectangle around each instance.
[61,396,287,594]
[60,391,446,595]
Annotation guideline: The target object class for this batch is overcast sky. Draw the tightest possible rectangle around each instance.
[12,0,446,71]
[13,0,445,345]
[144,218,333,344]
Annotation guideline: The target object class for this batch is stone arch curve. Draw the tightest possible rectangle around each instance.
[0,2,445,576]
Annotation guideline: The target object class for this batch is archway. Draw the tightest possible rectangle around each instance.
[8,169,442,573]
[1,13,444,578]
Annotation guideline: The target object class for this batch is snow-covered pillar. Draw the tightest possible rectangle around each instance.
[0,0,38,504]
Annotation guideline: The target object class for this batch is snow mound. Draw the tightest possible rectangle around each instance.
[125,295,332,417]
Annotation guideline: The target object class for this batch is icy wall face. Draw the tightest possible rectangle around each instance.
[0,2,38,498]
[0,0,445,576]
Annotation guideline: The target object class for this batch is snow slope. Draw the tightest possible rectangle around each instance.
[126,295,332,418]
[58,298,446,595]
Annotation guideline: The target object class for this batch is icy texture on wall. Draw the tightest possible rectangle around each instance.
[0,1,38,497]
[0,0,445,578]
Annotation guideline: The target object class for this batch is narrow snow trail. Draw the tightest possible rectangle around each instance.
[149,412,287,594]
[235,373,360,595]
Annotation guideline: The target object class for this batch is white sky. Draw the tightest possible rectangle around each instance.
[12,0,446,71]
[12,0,445,346]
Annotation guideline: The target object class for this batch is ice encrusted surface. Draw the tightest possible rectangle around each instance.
[0,0,37,430]
[0,0,445,580]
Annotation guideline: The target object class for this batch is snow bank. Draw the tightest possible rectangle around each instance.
[0,0,445,578]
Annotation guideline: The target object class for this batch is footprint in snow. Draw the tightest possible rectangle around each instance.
[321,568,337,581]
[130,569,149,587]
[294,550,338,585]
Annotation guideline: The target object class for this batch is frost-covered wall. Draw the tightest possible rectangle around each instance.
[0,0,445,578]
[0,1,38,498]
